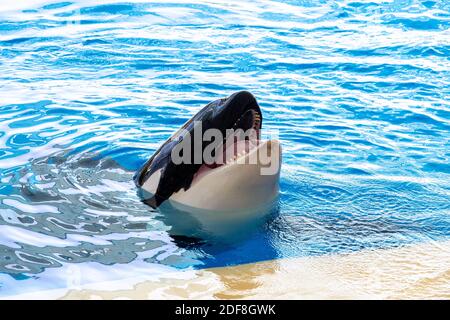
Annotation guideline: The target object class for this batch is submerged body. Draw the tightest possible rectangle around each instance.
[134,91,281,215]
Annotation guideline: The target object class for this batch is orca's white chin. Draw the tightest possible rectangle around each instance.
[171,139,281,212]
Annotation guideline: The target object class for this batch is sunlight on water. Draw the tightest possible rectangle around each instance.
[0,0,449,297]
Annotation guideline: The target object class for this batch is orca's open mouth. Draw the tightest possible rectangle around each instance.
[134,91,268,208]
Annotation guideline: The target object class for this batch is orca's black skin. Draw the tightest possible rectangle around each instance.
[134,91,262,208]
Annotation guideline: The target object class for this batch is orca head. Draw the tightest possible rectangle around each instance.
[134,91,280,210]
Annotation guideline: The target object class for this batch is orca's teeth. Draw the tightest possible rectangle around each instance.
[252,110,261,129]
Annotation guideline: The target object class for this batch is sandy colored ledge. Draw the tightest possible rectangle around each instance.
[61,240,450,300]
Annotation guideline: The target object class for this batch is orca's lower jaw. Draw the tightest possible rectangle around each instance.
[169,139,281,212]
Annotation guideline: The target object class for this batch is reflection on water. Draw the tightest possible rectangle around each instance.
[0,151,204,296]
[1,0,450,297]
[156,196,280,241]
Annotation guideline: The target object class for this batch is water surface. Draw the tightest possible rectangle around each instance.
[0,0,449,297]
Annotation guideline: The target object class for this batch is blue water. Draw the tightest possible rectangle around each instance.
[1,0,449,296]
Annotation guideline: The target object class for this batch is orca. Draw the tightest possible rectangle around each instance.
[134,91,281,215]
